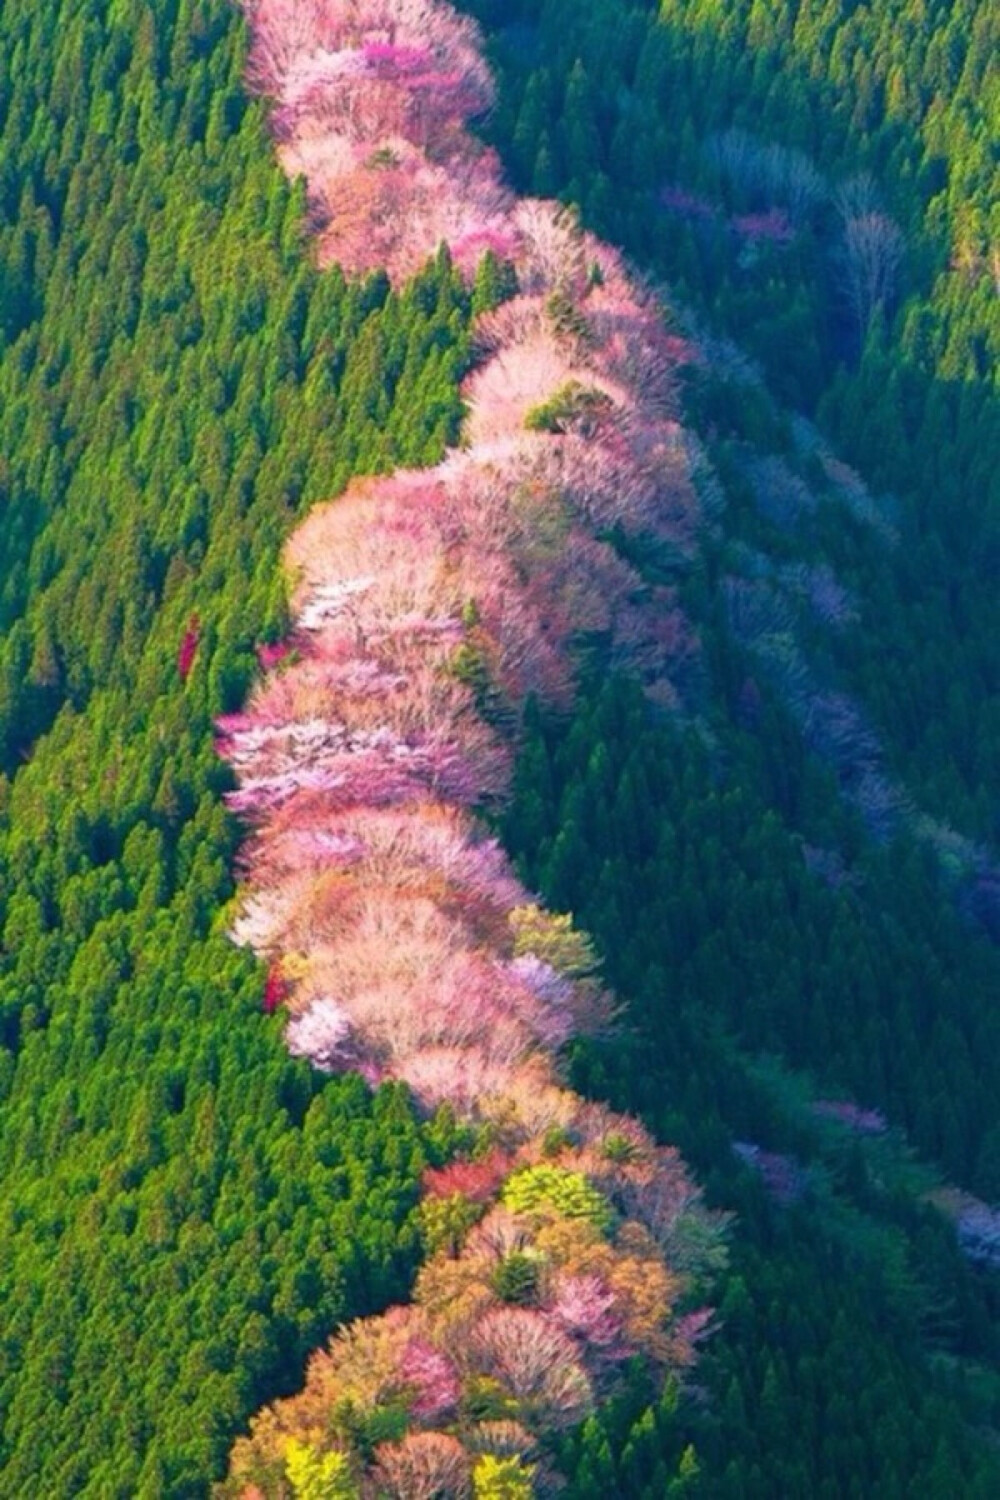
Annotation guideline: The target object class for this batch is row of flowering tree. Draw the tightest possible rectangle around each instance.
[219,0,723,1494]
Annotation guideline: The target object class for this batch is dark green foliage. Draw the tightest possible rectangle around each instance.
[465,0,1000,841]
[518,680,1000,1190]
[491,1251,542,1306]
[508,679,1000,1495]
[524,380,611,435]
[458,8,1000,1483]
[0,1,473,1491]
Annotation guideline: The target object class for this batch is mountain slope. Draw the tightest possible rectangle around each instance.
[216,0,1000,1495]
[0,2,475,1492]
[1,0,999,1495]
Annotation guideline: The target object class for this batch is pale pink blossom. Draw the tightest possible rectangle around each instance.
[468,1308,593,1427]
[548,1274,631,1366]
[399,1338,462,1420]
[372,1431,472,1500]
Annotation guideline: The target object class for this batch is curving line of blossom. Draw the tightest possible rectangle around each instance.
[219,3,724,1495]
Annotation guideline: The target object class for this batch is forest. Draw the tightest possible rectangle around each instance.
[0,0,998,1495]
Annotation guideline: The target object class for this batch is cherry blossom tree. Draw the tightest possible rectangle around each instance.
[399,1338,462,1420]
[468,1308,593,1429]
[834,177,905,341]
[812,1099,888,1134]
[839,209,905,337]
[372,1432,472,1500]
[423,1150,513,1204]
[263,964,288,1014]
[548,1274,631,1369]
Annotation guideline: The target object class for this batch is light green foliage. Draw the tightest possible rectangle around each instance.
[473,1453,536,1499]
[285,1441,358,1500]
[501,1166,614,1233]
[418,1192,485,1256]
[509,906,598,979]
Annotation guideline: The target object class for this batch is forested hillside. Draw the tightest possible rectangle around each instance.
[455,0,1000,1210]
[463,0,1000,1491]
[468,0,1000,838]
[223,0,1000,1492]
[2,0,1000,1496]
[0,2,474,1492]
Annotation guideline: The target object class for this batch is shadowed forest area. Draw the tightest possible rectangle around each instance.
[465,0,1000,1493]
